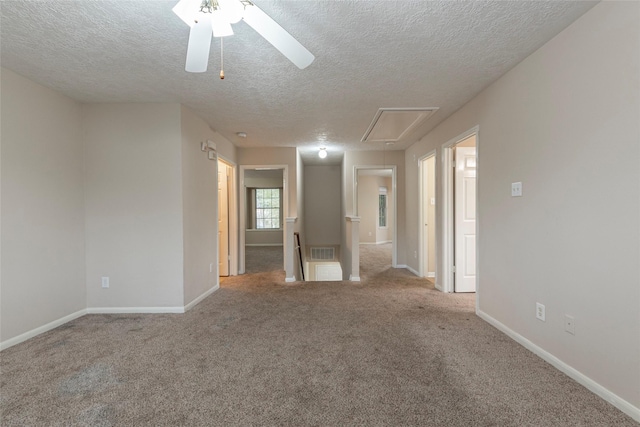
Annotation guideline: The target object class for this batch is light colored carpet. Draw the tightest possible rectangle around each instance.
[359,242,394,280]
[245,245,284,274]
[1,245,636,426]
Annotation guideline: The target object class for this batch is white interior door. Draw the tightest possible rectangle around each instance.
[454,147,476,292]
[218,161,230,277]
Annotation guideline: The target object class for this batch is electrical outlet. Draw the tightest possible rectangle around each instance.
[101,276,109,288]
[565,315,575,335]
[536,303,545,321]
[209,263,213,273]
[414,251,417,258]
[511,182,523,197]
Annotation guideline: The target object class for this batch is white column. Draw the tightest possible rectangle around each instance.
[346,216,361,281]
[284,217,297,282]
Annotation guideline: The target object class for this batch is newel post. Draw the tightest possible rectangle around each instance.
[285,217,297,282]
[346,216,361,281]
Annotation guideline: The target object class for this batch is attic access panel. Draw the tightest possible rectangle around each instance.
[361,108,439,143]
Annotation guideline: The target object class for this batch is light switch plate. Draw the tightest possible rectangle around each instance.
[565,315,575,335]
[511,182,523,197]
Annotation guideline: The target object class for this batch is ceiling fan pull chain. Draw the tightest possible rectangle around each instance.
[220,37,225,79]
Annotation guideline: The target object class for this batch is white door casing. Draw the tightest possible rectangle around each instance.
[419,153,436,278]
[353,166,398,269]
[238,165,288,275]
[454,146,477,292]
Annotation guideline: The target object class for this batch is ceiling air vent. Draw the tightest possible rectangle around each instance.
[361,108,439,143]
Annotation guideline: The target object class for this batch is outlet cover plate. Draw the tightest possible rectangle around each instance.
[536,303,545,321]
[511,182,523,197]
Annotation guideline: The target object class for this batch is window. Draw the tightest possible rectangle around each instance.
[379,188,387,228]
[255,188,281,229]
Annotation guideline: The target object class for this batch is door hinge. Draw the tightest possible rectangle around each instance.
[452,161,456,168]
[452,265,456,273]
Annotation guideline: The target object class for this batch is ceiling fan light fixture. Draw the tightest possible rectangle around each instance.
[173,0,314,73]
[318,148,327,159]
[218,0,245,24]
[211,10,233,37]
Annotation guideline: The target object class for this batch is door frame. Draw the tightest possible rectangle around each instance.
[239,165,288,274]
[353,165,398,267]
[418,150,437,281]
[442,126,479,298]
[218,156,238,276]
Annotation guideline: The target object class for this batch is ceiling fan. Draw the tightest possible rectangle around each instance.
[172,0,315,73]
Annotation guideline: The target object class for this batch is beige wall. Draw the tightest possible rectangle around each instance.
[1,68,86,343]
[343,150,405,257]
[210,130,237,164]
[244,175,283,189]
[180,105,219,306]
[245,230,283,246]
[357,175,393,244]
[304,165,341,246]
[244,170,284,246]
[83,103,184,308]
[237,147,298,218]
[405,1,639,409]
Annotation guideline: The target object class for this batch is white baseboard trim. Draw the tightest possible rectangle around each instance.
[396,264,420,277]
[87,306,185,314]
[349,275,361,282]
[285,276,297,283]
[1,287,225,352]
[184,284,219,312]
[477,310,640,423]
[1,309,87,351]
[377,240,392,245]
[427,272,436,278]
[245,243,283,247]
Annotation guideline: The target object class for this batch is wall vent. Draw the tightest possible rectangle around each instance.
[310,247,335,260]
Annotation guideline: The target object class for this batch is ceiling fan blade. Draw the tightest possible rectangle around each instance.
[172,0,201,27]
[185,17,213,72]
[242,4,315,69]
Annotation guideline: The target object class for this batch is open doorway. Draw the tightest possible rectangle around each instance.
[239,166,287,275]
[419,152,436,283]
[355,167,397,279]
[443,128,478,293]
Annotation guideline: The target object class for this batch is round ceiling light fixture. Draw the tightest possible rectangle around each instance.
[318,148,328,159]
[236,132,247,138]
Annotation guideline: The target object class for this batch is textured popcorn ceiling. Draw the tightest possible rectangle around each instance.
[0,0,597,164]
